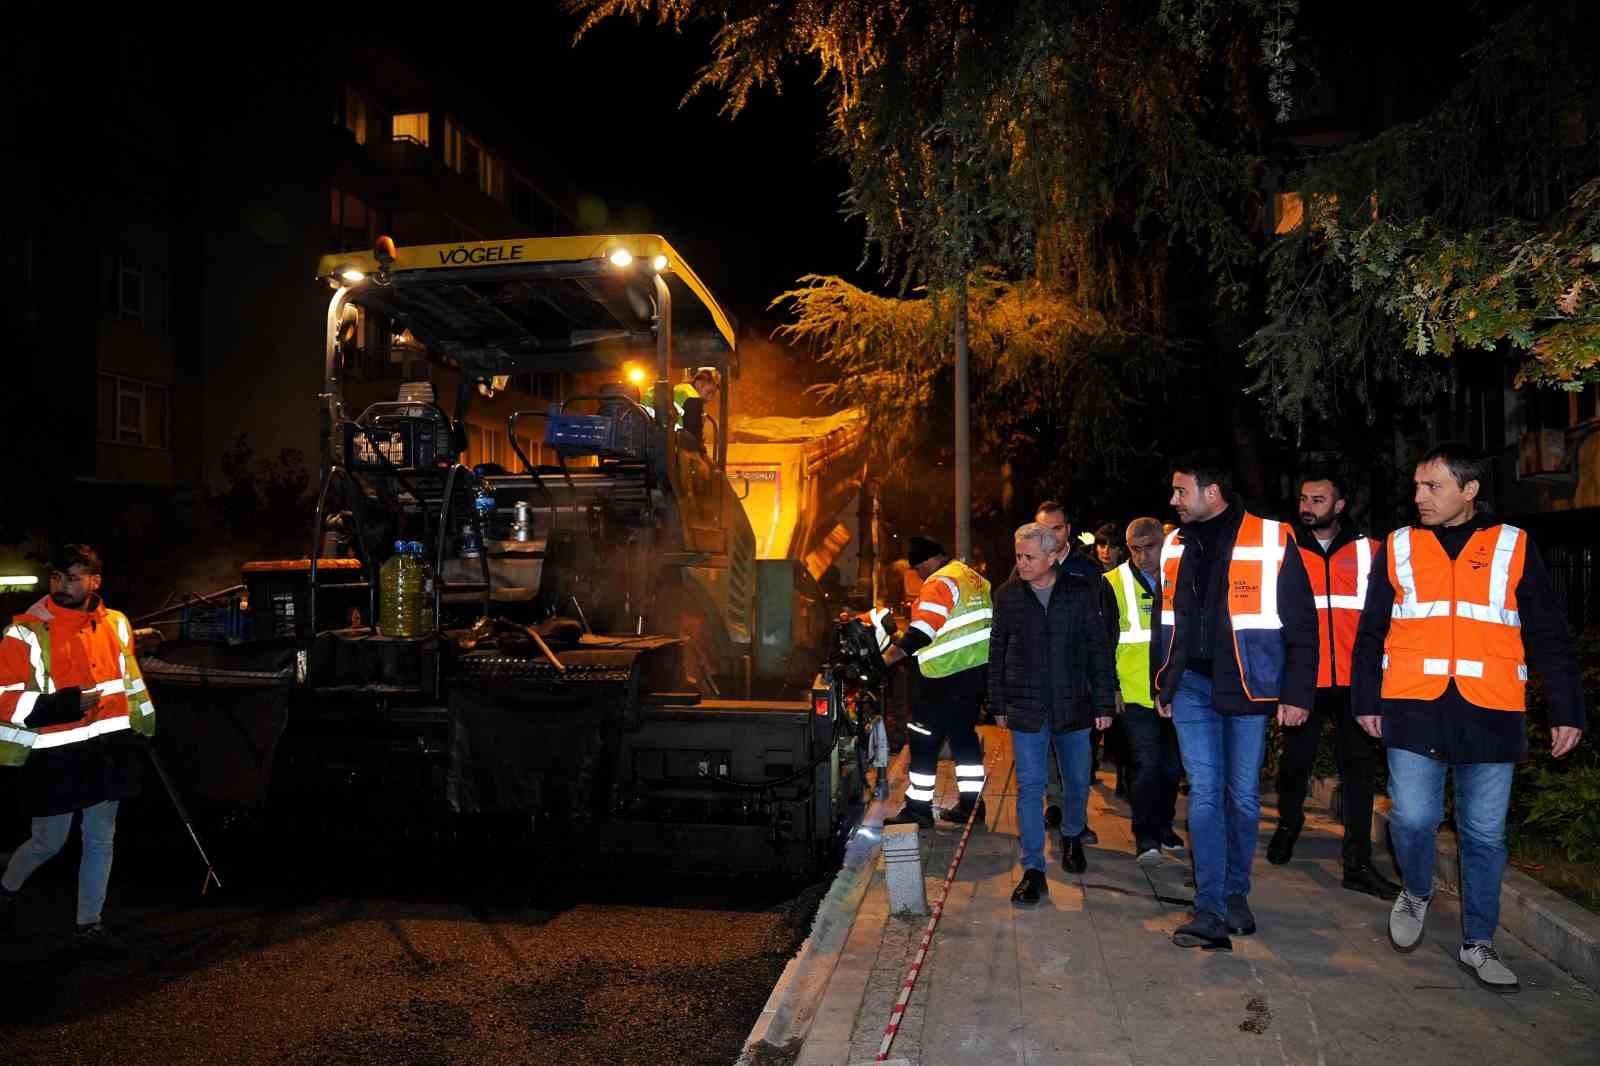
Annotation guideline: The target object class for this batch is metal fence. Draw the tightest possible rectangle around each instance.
[1545,542,1599,629]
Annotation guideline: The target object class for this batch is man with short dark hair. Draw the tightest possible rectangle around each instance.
[0,545,155,952]
[1353,442,1583,992]
[1269,472,1400,899]
[1156,454,1318,949]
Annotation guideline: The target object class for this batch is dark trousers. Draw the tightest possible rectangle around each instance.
[1275,686,1378,868]
[1122,703,1181,844]
[905,668,985,813]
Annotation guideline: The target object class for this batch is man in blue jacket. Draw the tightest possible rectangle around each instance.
[1154,455,1318,949]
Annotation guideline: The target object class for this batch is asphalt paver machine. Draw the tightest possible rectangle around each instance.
[143,235,872,875]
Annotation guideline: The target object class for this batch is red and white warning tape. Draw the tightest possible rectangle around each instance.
[875,794,982,1062]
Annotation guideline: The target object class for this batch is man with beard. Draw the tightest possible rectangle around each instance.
[1268,472,1401,900]
[0,545,155,952]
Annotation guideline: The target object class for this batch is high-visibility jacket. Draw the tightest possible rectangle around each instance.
[649,382,700,429]
[0,597,155,768]
[1105,561,1155,706]
[908,560,992,679]
[857,606,894,652]
[1380,523,1529,712]
[1297,534,1372,688]
[1158,511,1293,703]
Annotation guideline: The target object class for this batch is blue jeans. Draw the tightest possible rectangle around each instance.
[1386,748,1513,945]
[1012,726,1090,871]
[1170,672,1268,922]
[0,800,120,926]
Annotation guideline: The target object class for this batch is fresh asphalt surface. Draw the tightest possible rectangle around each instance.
[0,817,826,1065]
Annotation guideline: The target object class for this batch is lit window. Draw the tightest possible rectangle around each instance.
[392,112,429,146]
[344,87,369,144]
[97,373,170,450]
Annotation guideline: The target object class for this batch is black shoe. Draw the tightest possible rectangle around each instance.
[1078,826,1099,846]
[1266,820,1302,865]
[1172,910,1232,950]
[1226,893,1256,936]
[884,805,934,828]
[1011,868,1047,906]
[1062,835,1087,874]
[1160,829,1187,858]
[1044,804,1063,829]
[939,797,987,825]
[74,923,130,958]
[1343,862,1401,901]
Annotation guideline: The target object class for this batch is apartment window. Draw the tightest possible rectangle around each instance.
[445,215,483,244]
[107,252,166,329]
[343,87,369,144]
[117,257,144,320]
[442,118,505,202]
[465,423,508,470]
[391,112,429,146]
[97,373,170,449]
[330,186,379,251]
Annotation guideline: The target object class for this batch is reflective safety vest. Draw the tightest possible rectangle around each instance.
[1380,524,1529,712]
[909,560,992,679]
[1158,511,1293,703]
[0,603,155,767]
[1298,535,1372,688]
[857,606,894,652]
[1105,561,1155,707]
[650,382,700,428]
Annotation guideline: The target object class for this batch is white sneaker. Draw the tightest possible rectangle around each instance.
[1388,889,1429,952]
[1135,845,1162,867]
[1459,942,1520,993]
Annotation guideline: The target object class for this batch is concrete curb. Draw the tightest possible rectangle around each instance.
[738,747,909,1065]
[1307,775,1600,990]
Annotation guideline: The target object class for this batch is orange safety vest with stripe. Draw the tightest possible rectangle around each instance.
[1380,524,1528,712]
[1298,536,1372,688]
[907,560,992,679]
[1157,511,1293,703]
[0,599,156,767]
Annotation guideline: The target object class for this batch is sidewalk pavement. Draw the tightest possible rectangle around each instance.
[794,725,1600,1066]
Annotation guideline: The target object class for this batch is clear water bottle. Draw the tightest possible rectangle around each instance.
[473,483,497,540]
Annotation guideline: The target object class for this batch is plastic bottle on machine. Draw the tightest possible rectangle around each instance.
[379,540,425,637]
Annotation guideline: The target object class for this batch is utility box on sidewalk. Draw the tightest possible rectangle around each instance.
[882,824,928,915]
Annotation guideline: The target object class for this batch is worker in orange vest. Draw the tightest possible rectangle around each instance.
[1154,453,1318,950]
[1268,471,1400,900]
[1352,442,1584,993]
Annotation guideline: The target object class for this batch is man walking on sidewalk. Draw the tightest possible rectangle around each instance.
[989,523,1116,904]
[1155,455,1318,949]
[1108,517,1186,866]
[1269,471,1400,899]
[884,537,992,828]
[0,544,156,952]
[1352,442,1584,993]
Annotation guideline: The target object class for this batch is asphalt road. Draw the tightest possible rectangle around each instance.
[0,833,824,1065]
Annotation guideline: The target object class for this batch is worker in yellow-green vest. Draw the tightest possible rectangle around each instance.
[884,537,992,829]
[651,367,720,429]
[1106,517,1187,867]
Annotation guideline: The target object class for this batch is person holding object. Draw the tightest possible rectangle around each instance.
[1155,455,1318,949]
[883,537,992,828]
[989,523,1116,904]
[0,544,155,952]
[1268,471,1400,900]
[1352,442,1584,993]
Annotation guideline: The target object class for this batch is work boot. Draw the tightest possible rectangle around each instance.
[1160,828,1187,858]
[74,923,130,958]
[1266,819,1302,865]
[1172,910,1232,950]
[1388,890,1430,953]
[1010,868,1047,907]
[1342,862,1401,901]
[1459,941,1520,993]
[884,805,934,829]
[1044,804,1063,829]
[1078,826,1099,846]
[1226,893,1256,936]
[1062,834,1087,874]
[1135,840,1163,867]
[938,797,987,825]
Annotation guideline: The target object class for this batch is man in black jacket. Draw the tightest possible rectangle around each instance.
[1154,456,1318,949]
[1352,443,1583,993]
[989,522,1117,905]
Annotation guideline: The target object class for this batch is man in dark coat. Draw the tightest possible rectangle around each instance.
[988,522,1117,905]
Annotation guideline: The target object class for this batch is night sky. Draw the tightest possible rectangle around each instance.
[412,8,873,331]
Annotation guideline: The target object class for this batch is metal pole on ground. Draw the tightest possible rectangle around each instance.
[146,744,223,893]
